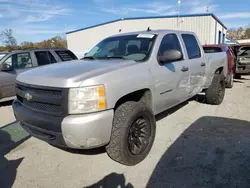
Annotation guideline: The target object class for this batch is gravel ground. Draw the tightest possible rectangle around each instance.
[1,77,250,188]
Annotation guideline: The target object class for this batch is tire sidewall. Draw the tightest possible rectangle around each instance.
[206,73,225,105]
[122,104,156,165]
[110,102,156,165]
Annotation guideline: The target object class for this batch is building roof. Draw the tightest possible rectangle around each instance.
[66,13,227,35]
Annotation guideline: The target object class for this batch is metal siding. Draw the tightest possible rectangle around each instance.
[67,15,217,54]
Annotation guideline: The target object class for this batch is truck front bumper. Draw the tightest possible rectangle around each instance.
[12,100,114,149]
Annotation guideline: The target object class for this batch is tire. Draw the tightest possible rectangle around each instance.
[205,73,225,105]
[226,73,234,88]
[234,74,241,79]
[106,101,156,166]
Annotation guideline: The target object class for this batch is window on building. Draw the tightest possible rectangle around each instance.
[218,31,222,44]
[182,34,201,59]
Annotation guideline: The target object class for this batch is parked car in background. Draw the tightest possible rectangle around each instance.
[203,44,235,88]
[13,30,227,165]
[0,52,8,60]
[0,48,77,102]
[235,45,250,79]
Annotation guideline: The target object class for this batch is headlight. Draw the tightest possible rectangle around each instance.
[68,85,106,114]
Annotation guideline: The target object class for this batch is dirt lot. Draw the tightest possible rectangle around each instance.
[1,77,250,188]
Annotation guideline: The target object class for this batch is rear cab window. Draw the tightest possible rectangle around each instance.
[55,50,78,61]
[182,34,201,59]
[203,47,222,53]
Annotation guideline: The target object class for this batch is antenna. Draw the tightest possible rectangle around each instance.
[206,5,209,13]
[147,27,151,31]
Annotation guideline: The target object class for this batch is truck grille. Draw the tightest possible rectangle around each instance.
[16,83,67,116]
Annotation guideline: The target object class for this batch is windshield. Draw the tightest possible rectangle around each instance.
[0,53,7,61]
[85,34,156,61]
[238,46,250,56]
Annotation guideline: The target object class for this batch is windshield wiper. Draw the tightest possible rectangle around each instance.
[99,56,126,60]
[82,56,96,60]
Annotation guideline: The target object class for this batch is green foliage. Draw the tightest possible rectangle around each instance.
[227,25,250,40]
[0,29,67,52]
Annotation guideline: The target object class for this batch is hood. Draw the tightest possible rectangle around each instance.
[17,59,137,88]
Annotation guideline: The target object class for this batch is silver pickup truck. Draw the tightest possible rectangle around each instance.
[13,30,227,166]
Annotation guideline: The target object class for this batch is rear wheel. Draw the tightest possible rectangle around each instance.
[226,73,234,88]
[106,101,156,166]
[205,73,225,105]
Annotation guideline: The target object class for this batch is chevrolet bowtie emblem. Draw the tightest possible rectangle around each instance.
[24,93,33,101]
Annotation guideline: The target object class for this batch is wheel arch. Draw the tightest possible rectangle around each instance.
[114,89,154,111]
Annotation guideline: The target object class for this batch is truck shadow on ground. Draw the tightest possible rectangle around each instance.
[84,173,134,188]
[233,80,244,83]
[0,100,13,107]
[0,122,30,188]
[147,116,250,188]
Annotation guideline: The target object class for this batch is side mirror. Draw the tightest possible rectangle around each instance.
[158,50,183,64]
[1,64,13,71]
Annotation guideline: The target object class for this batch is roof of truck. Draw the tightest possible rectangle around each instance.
[111,29,195,37]
[10,48,68,53]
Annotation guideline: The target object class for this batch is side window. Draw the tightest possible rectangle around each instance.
[16,53,32,69]
[158,34,182,57]
[35,51,51,66]
[182,34,201,59]
[55,50,77,61]
[3,56,13,67]
[48,52,57,63]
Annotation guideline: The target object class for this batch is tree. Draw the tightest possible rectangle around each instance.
[20,41,34,49]
[0,29,17,50]
[245,26,250,39]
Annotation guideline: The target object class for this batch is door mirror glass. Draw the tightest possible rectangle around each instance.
[1,63,13,71]
[158,50,183,64]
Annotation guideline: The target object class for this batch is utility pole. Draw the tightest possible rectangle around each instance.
[177,0,181,29]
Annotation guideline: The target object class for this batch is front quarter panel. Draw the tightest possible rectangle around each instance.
[80,62,156,112]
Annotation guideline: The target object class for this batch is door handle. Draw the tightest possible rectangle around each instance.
[201,62,206,67]
[181,66,189,72]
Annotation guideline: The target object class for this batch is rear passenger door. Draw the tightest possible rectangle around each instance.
[151,33,190,114]
[182,34,206,96]
[34,51,57,66]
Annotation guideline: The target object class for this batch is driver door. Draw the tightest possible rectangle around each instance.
[151,33,190,114]
[0,52,33,99]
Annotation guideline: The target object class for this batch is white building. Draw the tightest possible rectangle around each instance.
[66,13,227,56]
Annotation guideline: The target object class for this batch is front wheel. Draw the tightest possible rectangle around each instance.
[106,101,156,166]
[205,74,225,105]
